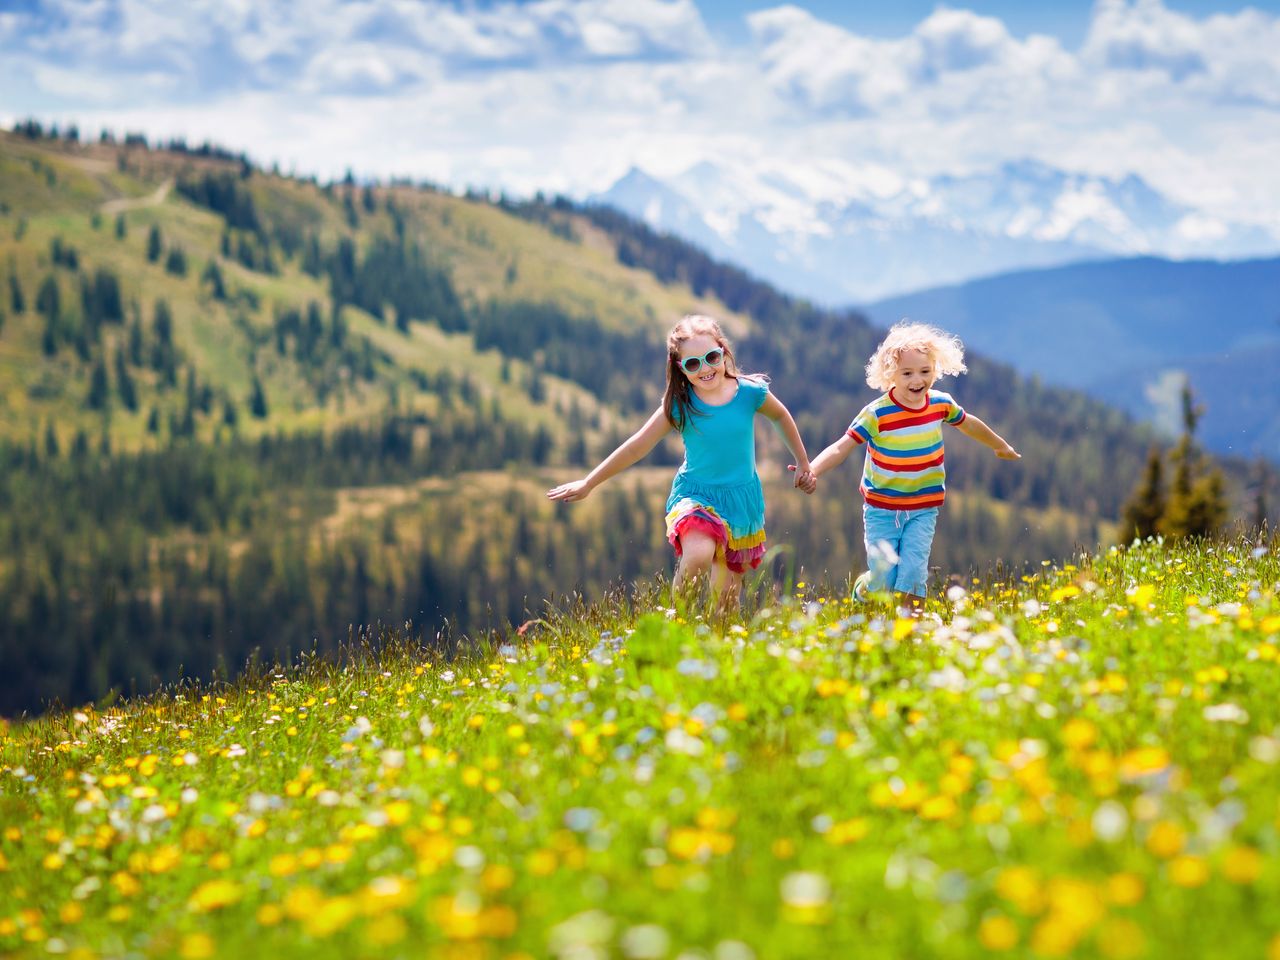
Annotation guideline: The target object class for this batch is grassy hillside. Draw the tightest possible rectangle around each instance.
[0,130,749,451]
[2,538,1279,958]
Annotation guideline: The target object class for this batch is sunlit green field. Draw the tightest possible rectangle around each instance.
[3,537,1280,959]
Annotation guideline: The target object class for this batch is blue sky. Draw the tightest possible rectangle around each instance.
[2,0,1278,236]
[698,0,1280,45]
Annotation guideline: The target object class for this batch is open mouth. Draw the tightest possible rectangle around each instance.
[698,371,717,383]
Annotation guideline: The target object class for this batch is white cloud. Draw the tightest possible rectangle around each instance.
[747,5,1075,115]
[4,0,1280,243]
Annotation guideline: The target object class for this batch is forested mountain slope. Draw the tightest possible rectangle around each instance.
[0,126,1266,715]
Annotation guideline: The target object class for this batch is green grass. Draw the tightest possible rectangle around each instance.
[3,537,1279,959]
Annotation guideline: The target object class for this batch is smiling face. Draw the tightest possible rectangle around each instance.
[891,347,936,408]
[678,333,728,395]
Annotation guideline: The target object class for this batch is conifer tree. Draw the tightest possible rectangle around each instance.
[1158,381,1228,539]
[165,247,187,277]
[115,346,137,411]
[9,274,24,313]
[147,224,163,263]
[87,358,110,410]
[1252,459,1271,535]
[250,374,269,418]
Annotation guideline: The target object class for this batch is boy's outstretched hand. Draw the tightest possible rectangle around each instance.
[788,464,818,494]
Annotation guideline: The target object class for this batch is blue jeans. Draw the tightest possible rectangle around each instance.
[863,505,939,597]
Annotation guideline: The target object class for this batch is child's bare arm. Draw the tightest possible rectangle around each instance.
[758,393,813,487]
[547,407,673,501]
[955,414,1020,460]
[810,433,860,478]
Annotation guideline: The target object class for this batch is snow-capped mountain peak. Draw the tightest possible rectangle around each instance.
[590,157,1278,302]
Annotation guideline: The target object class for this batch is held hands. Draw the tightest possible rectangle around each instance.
[546,479,593,502]
[788,464,818,495]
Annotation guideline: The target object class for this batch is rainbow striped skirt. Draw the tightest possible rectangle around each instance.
[664,472,767,574]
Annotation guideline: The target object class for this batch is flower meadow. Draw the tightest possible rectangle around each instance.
[3,539,1280,960]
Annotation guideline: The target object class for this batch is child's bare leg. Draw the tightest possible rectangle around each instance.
[673,530,718,605]
[710,562,744,617]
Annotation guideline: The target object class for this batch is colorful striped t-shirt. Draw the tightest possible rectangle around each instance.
[847,389,966,510]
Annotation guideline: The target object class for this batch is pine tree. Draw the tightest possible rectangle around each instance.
[1158,381,1228,539]
[1251,459,1271,535]
[115,346,137,411]
[86,358,110,410]
[165,247,187,277]
[115,213,127,239]
[147,224,163,263]
[9,274,24,314]
[250,375,269,419]
[202,260,226,300]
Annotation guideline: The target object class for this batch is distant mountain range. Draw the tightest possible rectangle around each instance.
[861,256,1280,460]
[592,159,1279,303]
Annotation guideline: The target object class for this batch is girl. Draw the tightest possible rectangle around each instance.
[801,321,1020,611]
[547,315,814,612]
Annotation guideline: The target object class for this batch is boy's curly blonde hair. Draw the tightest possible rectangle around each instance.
[865,320,967,392]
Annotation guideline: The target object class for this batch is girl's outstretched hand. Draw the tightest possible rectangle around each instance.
[547,479,593,502]
[995,444,1021,460]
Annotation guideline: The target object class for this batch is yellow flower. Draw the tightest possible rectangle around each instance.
[179,933,216,960]
[1045,877,1104,931]
[1061,717,1097,750]
[283,885,325,920]
[919,795,957,820]
[978,914,1019,951]
[304,896,360,937]
[384,800,412,826]
[149,845,182,874]
[1105,873,1145,906]
[1128,584,1156,608]
[188,879,243,912]
[1221,845,1263,885]
[268,853,298,877]
[1168,855,1209,888]
[1030,916,1082,957]
[995,866,1045,915]
[1096,918,1146,960]
[970,801,1003,824]
[1145,821,1185,859]
[526,850,557,877]
[825,818,868,845]
[365,914,408,946]
[481,864,516,893]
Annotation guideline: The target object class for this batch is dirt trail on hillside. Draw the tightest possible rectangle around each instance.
[101,179,173,215]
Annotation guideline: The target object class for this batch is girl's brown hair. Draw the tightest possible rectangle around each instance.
[662,315,742,431]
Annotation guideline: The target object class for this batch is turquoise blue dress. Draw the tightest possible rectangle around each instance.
[664,376,769,573]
